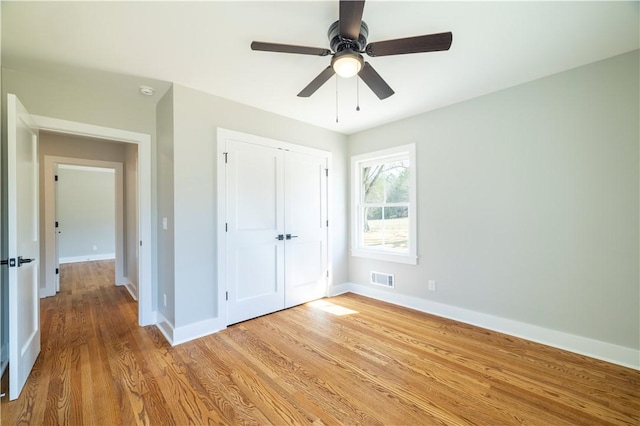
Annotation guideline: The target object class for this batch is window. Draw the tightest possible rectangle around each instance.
[351,144,417,264]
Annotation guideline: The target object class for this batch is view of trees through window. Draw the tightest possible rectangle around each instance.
[361,159,409,251]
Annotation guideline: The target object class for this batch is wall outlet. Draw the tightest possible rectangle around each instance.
[163,293,167,307]
[428,280,436,292]
[92,245,98,251]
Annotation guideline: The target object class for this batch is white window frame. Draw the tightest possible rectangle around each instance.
[351,143,417,265]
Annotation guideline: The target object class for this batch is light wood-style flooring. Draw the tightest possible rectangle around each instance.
[2,260,639,425]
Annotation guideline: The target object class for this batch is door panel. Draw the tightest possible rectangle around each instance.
[284,151,328,307]
[226,140,284,324]
[8,94,40,400]
[290,241,323,287]
[235,245,279,300]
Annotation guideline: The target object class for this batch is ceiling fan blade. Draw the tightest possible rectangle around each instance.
[358,62,394,100]
[339,0,365,40]
[365,32,453,57]
[297,66,336,97]
[251,41,331,56]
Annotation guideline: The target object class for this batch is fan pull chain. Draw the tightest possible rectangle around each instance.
[356,77,360,111]
[335,76,339,123]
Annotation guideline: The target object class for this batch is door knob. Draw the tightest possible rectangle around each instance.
[17,256,35,267]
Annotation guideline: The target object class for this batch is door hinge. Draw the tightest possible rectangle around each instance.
[325,168,328,177]
[55,174,58,182]
[55,221,59,228]
[223,152,228,163]
[225,291,228,301]
[140,241,142,246]
[56,268,59,275]
[326,270,329,278]
[326,220,329,227]
[225,223,228,232]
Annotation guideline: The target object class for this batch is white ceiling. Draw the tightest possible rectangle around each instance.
[3,1,638,135]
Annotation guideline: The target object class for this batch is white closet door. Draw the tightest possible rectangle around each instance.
[284,151,328,308]
[226,140,285,325]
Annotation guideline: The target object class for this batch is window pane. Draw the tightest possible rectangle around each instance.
[362,206,409,251]
[363,160,409,203]
[362,207,383,248]
[383,206,408,250]
[384,161,409,203]
[362,166,385,203]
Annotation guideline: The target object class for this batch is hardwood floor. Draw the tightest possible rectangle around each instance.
[2,260,638,425]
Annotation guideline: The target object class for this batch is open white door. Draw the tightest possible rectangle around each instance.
[7,94,41,400]
[54,163,60,292]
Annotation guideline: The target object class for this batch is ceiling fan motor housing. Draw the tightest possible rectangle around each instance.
[328,20,369,53]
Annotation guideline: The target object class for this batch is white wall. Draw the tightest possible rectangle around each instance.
[347,51,639,357]
[57,167,115,261]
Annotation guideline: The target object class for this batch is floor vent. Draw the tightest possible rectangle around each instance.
[370,271,394,288]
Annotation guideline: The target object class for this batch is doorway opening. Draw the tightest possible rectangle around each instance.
[33,115,153,326]
[42,155,130,299]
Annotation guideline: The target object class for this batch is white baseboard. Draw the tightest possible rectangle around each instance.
[330,282,639,370]
[154,312,225,346]
[173,318,224,346]
[59,253,116,264]
[328,282,352,297]
[123,279,138,301]
[156,312,174,345]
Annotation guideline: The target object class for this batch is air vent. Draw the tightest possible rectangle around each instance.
[370,271,394,288]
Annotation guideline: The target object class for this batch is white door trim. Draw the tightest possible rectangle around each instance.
[32,115,154,326]
[43,156,124,297]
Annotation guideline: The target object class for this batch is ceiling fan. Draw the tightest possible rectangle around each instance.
[251,0,453,100]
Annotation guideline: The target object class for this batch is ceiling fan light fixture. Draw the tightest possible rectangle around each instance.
[331,51,363,78]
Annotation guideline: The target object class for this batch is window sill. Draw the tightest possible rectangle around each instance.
[350,249,418,265]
